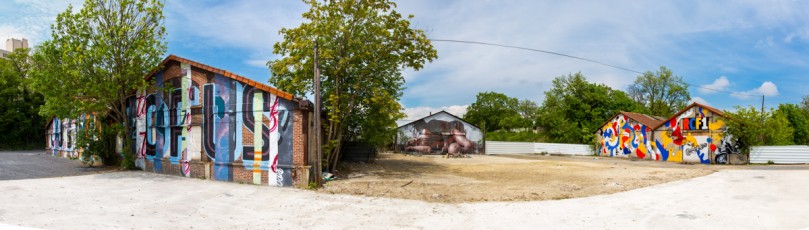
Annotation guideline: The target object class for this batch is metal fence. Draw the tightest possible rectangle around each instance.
[749,146,809,164]
[485,141,593,156]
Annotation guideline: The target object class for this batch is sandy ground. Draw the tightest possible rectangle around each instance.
[2,169,809,229]
[319,153,717,203]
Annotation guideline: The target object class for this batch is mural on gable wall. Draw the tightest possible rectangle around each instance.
[597,114,655,160]
[126,63,295,186]
[652,106,740,164]
[47,115,93,159]
[397,112,484,155]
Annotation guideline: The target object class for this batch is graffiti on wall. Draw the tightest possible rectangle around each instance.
[397,112,483,155]
[598,114,654,159]
[48,115,93,159]
[130,65,294,186]
[653,106,739,164]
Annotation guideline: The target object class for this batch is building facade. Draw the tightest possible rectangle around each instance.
[396,111,485,155]
[596,111,664,159]
[46,55,314,187]
[1,38,28,58]
[596,103,743,164]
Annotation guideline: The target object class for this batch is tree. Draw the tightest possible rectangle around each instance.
[0,49,47,149]
[725,106,794,154]
[775,104,809,145]
[463,92,520,131]
[627,66,690,117]
[268,0,437,172]
[29,0,166,160]
[801,95,809,114]
[515,99,540,130]
[538,72,647,144]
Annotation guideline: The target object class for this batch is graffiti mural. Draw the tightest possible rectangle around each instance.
[46,115,94,159]
[651,104,739,164]
[128,61,295,186]
[397,111,483,155]
[597,113,655,160]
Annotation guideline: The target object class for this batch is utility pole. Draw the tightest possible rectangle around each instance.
[314,41,322,187]
[761,95,765,115]
[760,95,765,144]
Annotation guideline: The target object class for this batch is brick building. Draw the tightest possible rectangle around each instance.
[46,55,315,187]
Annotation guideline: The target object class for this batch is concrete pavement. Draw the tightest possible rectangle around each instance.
[0,169,808,229]
[0,150,108,180]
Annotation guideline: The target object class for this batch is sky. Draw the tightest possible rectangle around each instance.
[2,0,809,124]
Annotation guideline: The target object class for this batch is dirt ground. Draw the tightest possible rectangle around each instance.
[319,152,720,203]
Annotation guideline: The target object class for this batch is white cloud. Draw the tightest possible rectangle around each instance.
[397,105,469,126]
[0,0,83,46]
[393,1,809,108]
[689,97,711,106]
[784,28,809,43]
[165,1,307,52]
[755,36,775,48]
[245,59,269,68]
[699,76,731,94]
[731,81,779,99]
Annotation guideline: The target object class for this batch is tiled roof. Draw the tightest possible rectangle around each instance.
[620,111,666,128]
[147,55,295,101]
[595,111,666,133]
[652,102,726,129]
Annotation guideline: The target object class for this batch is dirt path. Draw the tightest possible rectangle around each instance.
[319,153,717,203]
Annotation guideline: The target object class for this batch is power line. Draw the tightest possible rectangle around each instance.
[429,38,765,97]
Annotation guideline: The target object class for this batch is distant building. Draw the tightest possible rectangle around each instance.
[1,38,29,58]
[396,111,485,155]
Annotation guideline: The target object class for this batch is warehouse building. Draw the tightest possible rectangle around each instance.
[396,111,485,155]
[46,55,315,187]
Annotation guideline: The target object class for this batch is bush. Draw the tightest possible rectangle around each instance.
[76,121,122,167]
[725,106,794,154]
[486,130,544,142]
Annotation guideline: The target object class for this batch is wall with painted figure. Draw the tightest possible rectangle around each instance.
[595,112,660,160]
[651,103,740,164]
[128,56,303,187]
[397,111,484,155]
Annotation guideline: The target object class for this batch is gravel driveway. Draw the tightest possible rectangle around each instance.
[0,150,110,180]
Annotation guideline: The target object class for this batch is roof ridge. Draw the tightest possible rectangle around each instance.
[147,54,295,101]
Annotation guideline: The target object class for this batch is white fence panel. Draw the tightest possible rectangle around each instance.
[485,141,594,155]
[534,143,593,156]
[485,141,534,154]
[750,146,809,164]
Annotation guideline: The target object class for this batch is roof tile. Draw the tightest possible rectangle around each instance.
[144,54,295,101]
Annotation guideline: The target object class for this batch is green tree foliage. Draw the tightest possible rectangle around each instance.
[464,92,516,131]
[268,0,437,172]
[627,66,690,117]
[538,72,646,144]
[30,0,166,129]
[0,49,47,149]
[725,106,794,153]
[775,104,809,145]
[29,0,166,160]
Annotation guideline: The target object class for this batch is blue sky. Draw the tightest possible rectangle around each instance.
[2,0,809,122]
